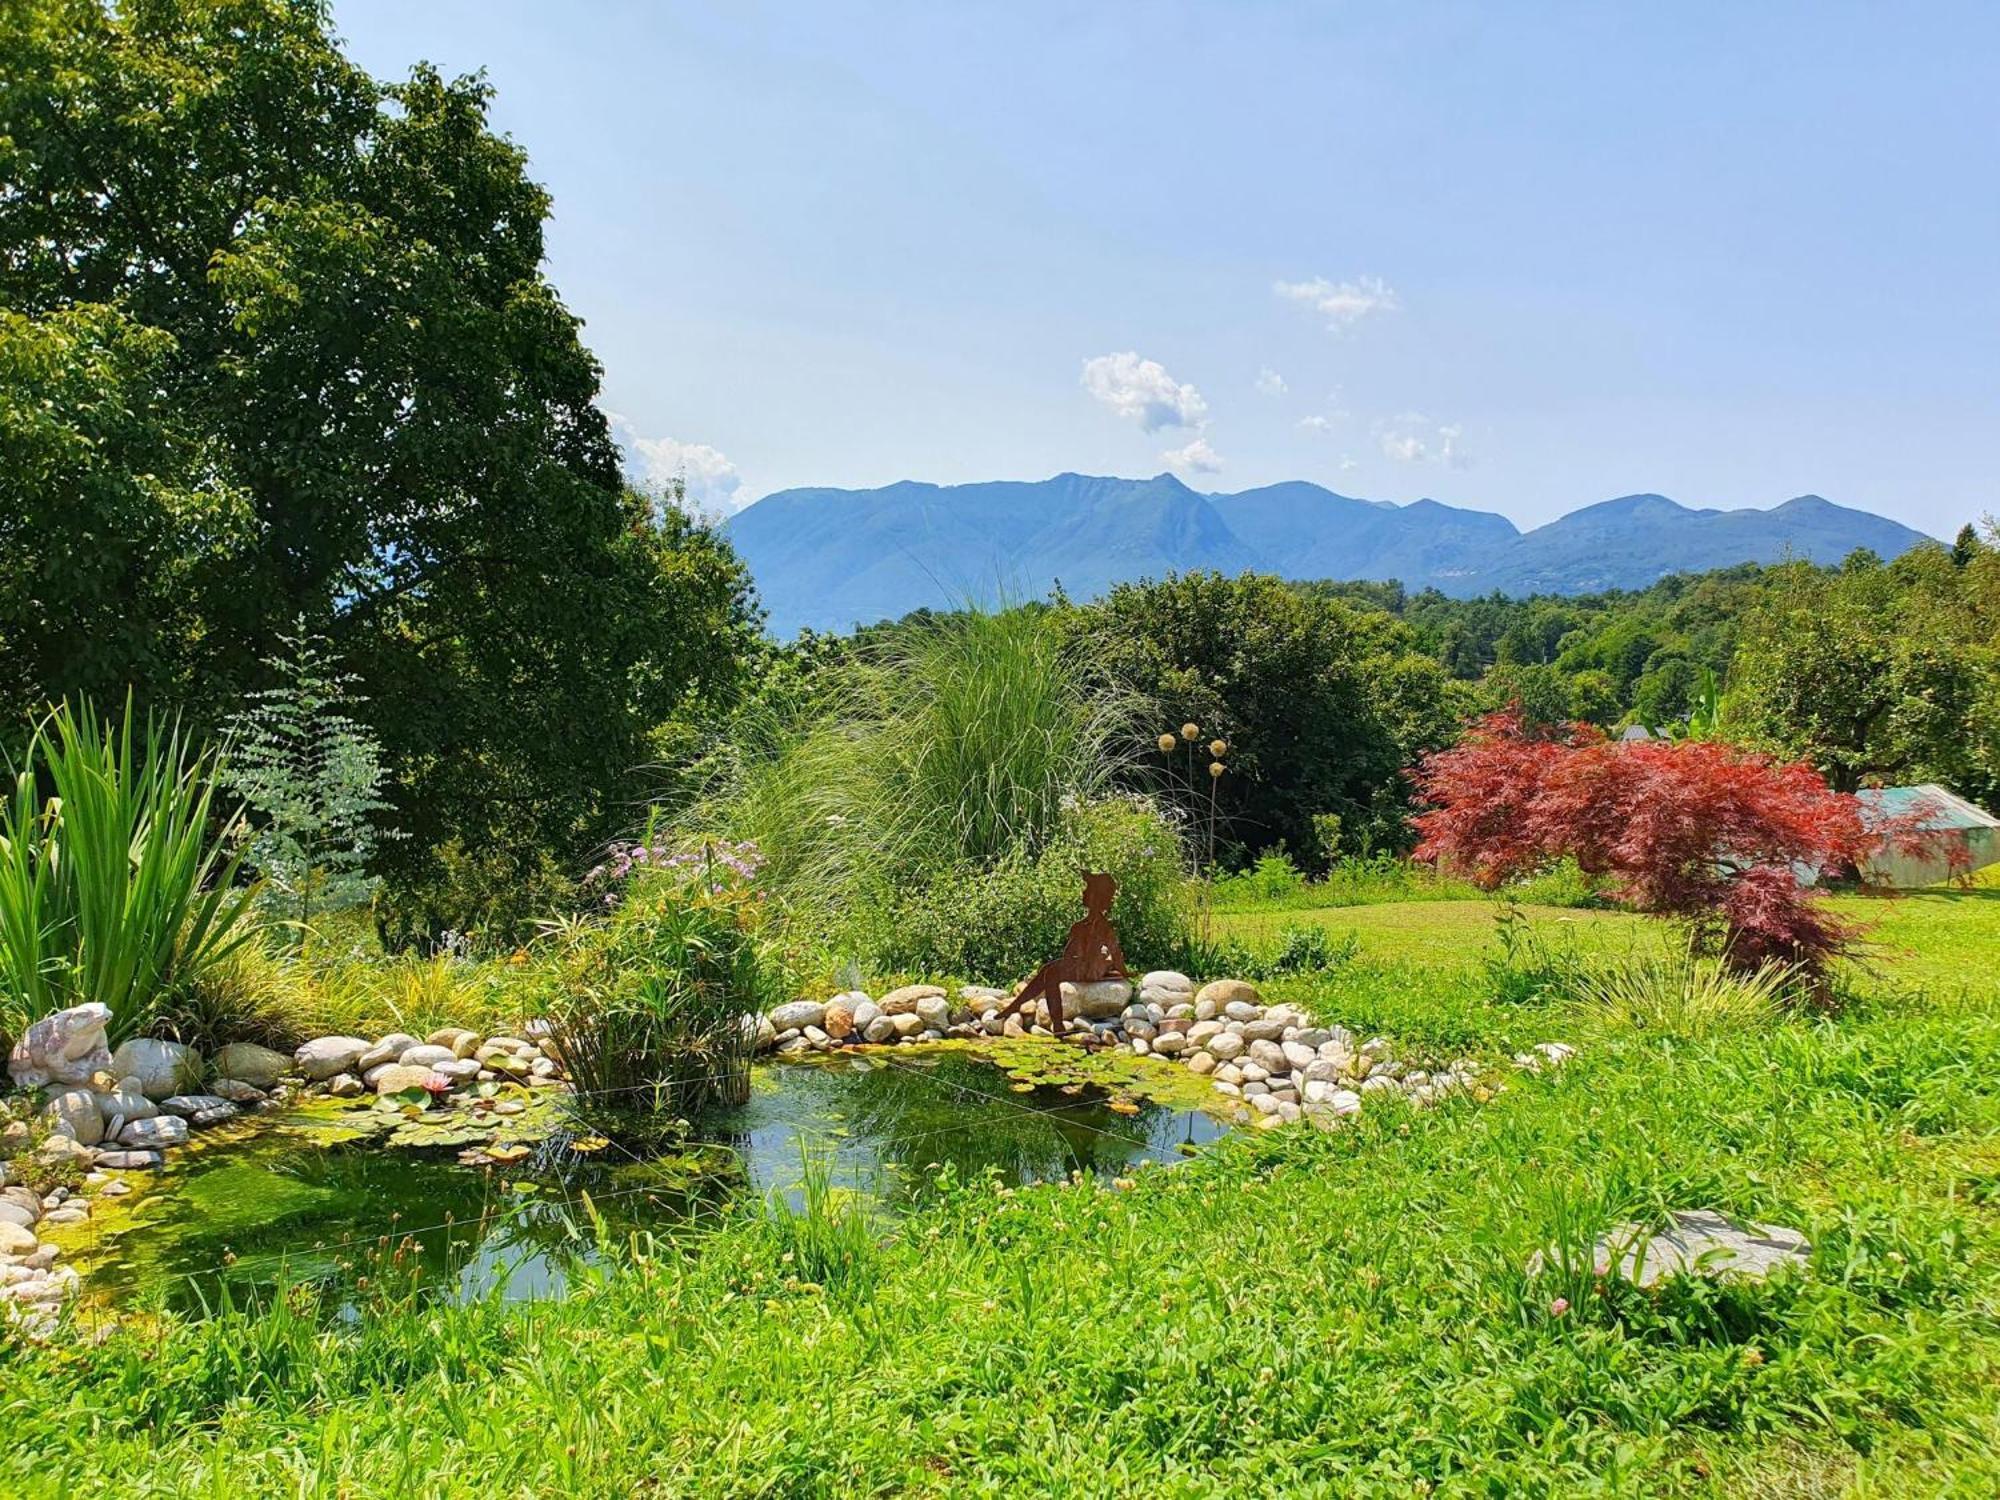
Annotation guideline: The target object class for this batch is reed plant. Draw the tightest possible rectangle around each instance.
[0,698,258,1048]
[539,868,775,1124]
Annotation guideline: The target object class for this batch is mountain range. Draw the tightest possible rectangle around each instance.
[724,473,1932,638]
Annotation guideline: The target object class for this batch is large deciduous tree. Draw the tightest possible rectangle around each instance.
[1064,572,1455,865]
[0,0,759,942]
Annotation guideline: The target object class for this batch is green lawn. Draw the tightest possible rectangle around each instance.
[5,884,1997,1495]
[1215,870,2000,998]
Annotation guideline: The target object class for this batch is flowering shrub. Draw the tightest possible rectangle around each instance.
[1414,711,1871,986]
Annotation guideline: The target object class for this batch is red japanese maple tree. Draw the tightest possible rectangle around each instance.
[1412,711,1873,982]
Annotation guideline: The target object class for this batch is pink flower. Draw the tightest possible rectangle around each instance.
[1549,1297,1570,1317]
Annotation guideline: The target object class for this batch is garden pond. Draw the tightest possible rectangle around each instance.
[54,1042,1230,1321]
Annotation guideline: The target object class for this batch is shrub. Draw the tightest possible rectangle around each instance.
[1244,923,1358,979]
[221,626,398,940]
[0,698,258,1049]
[1211,851,1307,906]
[863,796,1188,982]
[539,861,778,1124]
[1416,710,1870,987]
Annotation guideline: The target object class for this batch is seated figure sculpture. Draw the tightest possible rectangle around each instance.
[994,872,1127,1037]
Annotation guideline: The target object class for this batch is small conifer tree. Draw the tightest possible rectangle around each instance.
[223,624,398,939]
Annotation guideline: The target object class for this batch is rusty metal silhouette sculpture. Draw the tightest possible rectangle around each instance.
[994,872,1127,1037]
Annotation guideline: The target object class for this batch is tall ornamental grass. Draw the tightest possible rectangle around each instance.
[679,606,1181,974]
[0,699,258,1048]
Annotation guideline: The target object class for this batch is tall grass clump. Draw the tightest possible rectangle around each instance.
[680,606,1188,978]
[1577,941,1793,1040]
[540,859,777,1125]
[0,698,258,1048]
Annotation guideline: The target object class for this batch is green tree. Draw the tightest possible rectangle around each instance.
[0,0,760,941]
[1063,573,1453,867]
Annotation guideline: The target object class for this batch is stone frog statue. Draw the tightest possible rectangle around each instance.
[7,1002,114,1089]
[994,872,1128,1038]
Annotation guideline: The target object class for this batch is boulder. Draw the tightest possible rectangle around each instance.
[356,1034,420,1073]
[850,998,883,1032]
[1206,1032,1245,1061]
[768,1000,826,1033]
[209,1078,268,1103]
[212,1042,290,1088]
[1535,1210,1810,1288]
[863,1015,897,1044]
[326,1074,365,1098]
[1185,1050,1215,1075]
[0,1222,37,1258]
[117,1116,188,1149]
[1139,969,1193,995]
[914,994,952,1031]
[889,1012,924,1039]
[431,1059,482,1086]
[158,1095,235,1121]
[426,1027,483,1058]
[294,1036,369,1082]
[46,1089,105,1147]
[93,1086,159,1127]
[7,1003,113,1088]
[0,1187,41,1230]
[878,985,944,1017]
[821,1000,856,1041]
[109,1038,201,1100]
[1198,980,1261,1010]
[1064,980,1132,1020]
[397,1044,457,1069]
[373,1064,443,1096]
[93,1150,162,1170]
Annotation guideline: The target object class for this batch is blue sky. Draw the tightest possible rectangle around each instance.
[330,2,1997,536]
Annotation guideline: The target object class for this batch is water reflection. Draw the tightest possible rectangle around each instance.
[74,1049,1227,1318]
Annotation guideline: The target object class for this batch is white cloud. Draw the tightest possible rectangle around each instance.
[1296,388,1350,432]
[606,412,748,515]
[1080,352,1209,432]
[1161,436,1224,477]
[1254,367,1287,397]
[1374,412,1471,468]
[1274,275,1401,332]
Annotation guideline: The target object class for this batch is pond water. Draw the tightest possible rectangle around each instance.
[65,1044,1228,1321]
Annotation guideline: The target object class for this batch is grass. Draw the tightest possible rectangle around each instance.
[3,870,1996,1494]
[1216,867,2000,1001]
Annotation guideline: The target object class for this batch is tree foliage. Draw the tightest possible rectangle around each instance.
[1063,572,1456,866]
[0,0,761,942]
[1413,711,1870,982]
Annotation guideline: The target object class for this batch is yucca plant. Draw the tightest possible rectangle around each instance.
[0,697,259,1047]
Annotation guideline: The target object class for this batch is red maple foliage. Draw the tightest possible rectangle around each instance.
[1412,711,1873,982]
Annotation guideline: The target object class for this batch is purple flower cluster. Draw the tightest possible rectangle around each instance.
[585,837,764,903]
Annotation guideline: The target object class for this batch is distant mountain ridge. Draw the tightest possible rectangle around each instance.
[724,473,1931,637]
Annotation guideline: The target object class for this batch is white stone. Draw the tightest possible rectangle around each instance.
[213,1042,290,1088]
[1206,1032,1245,1062]
[46,1089,104,1147]
[357,1034,420,1073]
[108,1038,201,1100]
[768,1000,826,1032]
[295,1036,370,1082]
[118,1115,188,1149]
[397,1043,457,1069]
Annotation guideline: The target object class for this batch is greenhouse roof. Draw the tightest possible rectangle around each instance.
[1855,784,2000,831]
